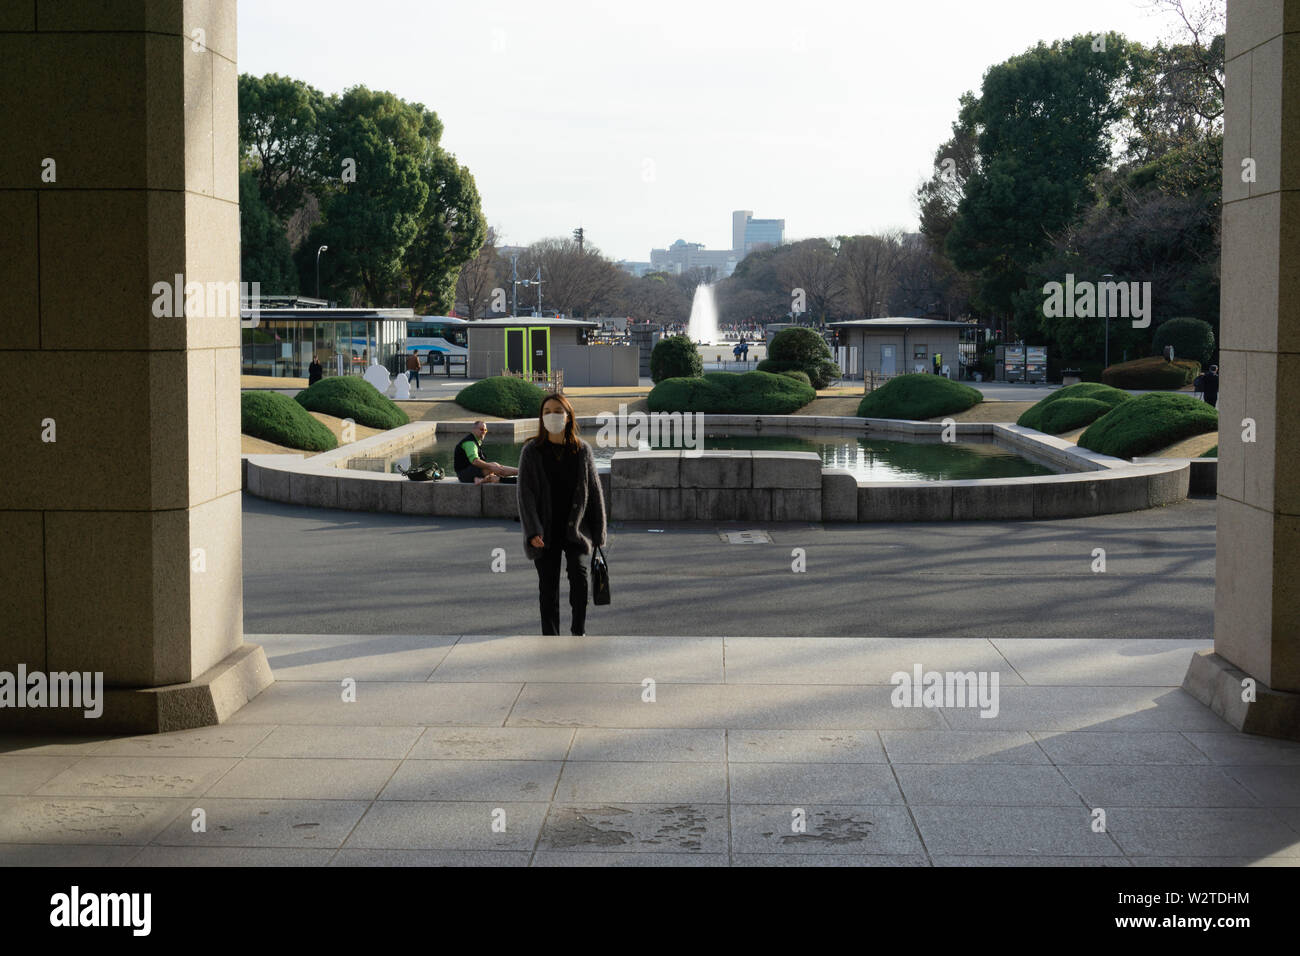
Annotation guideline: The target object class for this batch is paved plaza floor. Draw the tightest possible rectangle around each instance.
[2,633,1298,866]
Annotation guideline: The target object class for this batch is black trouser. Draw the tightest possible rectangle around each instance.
[534,541,589,635]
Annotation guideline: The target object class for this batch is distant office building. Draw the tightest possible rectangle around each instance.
[732,211,752,254]
[648,239,739,278]
[732,210,784,254]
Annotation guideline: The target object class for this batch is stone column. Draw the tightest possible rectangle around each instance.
[1184,0,1300,740]
[0,1,271,733]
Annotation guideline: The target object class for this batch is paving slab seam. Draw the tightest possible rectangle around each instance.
[724,727,733,866]
[502,682,531,729]
[882,754,935,866]
[986,639,1031,687]
[528,730,579,867]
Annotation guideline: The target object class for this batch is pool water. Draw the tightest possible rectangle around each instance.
[349,433,1056,482]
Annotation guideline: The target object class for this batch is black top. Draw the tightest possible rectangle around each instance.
[538,440,581,545]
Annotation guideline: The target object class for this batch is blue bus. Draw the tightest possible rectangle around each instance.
[406,316,469,368]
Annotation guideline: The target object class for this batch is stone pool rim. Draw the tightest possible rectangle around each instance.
[241,415,1191,522]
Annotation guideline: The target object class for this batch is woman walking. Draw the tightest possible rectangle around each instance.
[516,392,607,636]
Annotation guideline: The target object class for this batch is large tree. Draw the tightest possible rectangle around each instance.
[403,148,487,313]
[838,231,905,318]
[455,227,500,320]
[518,237,625,317]
[944,34,1131,316]
[238,73,328,224]
[777,238,843,326]
[238,168,297,294]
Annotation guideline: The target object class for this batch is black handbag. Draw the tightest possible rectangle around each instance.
[591,545,611,606]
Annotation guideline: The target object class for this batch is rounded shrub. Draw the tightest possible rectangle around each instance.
[295,375,410,430]
[242,391,338,451]
[1038,398,1116,435]
[1201,445,1218,458]
[647,370,814,415]
[650,335,703,383]
[1101,356,1197,390]
[768,327,832,367]
[1017,382,1132,433]
[778,369,813,387]
[1153,317,1216,367]
[1078,392,1218,459]
[455,376,546,419]
[763,328,840,387]
[855,373,982,420]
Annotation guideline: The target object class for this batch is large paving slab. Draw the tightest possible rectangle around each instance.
[506,682,946,729]
[723,637,1025,685]
[260,634,458,682]
[378,760,564,801]
[538,803,729,854]
[430,635,724,684]
[343,801,549,851]
[32,756,239,798]
[992,638,1212,686]
[225,681,523,726]
[150,799,371,848]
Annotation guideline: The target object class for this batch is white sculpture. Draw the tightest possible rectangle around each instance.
[363,359,392,395]
[392,373,410,400]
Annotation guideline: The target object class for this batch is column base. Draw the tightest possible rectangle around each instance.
[1183,649,1300,742]
[0,644,273,735]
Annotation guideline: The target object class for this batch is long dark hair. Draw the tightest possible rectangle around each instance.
[533,392,582,451]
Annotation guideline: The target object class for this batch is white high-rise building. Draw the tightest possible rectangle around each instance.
[732,210,785,254]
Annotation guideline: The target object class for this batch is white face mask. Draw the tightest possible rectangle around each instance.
[542,412,568,435]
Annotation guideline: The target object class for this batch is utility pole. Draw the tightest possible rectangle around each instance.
[573,227,584,253]
[1100,273,1114,369]
[511,254,519,317]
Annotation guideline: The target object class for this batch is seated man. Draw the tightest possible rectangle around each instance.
[454,421,519,484]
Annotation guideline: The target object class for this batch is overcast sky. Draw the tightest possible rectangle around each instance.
[239,0,1186,262]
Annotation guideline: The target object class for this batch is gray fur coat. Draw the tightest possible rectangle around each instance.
[516,438,607,561]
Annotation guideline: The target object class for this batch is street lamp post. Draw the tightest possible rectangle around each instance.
[1100,273,1114,369]
[316,245,329,300]
[511,255,519,317]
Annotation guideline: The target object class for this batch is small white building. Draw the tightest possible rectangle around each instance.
[828,317,975,379]
[466,317,640,386]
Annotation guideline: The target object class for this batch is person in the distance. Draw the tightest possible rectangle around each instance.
[516,393,607,636]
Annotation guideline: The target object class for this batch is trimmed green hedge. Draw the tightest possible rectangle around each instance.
[1201,445,1218,458]
[1038,398,1117,435]
[647,370,815,415]
[1017,382,1132,433]
[778,369,813,387]
[295,375,409,430]
[242,391,338,451]
[1101,355,1200,390]
[756,358,841,388]
[761,328,841,387]
[650,335,703,383]
[855,373,982,420]
[1078,392,1219,459]
[455,376,547,419]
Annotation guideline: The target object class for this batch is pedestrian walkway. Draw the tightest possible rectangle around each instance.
[1,635,1296,866]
